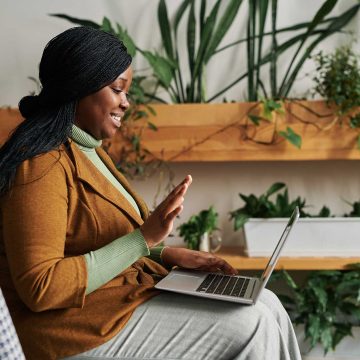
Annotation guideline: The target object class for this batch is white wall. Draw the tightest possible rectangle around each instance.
[1,0,360,246]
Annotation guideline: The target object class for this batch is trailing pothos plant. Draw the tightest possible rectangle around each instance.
[177,206,219,250]
[271,266,360,354]
[246,99,302,149]
[229,182,330,231]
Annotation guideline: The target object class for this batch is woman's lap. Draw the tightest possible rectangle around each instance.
[64,289,301,360]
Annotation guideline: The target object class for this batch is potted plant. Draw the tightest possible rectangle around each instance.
[230,182,360,257]
[47,1,360,163]
[177,206,221,252]
[271,267,360,355]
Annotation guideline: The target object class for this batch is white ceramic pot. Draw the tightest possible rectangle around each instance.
[243,217,360,257]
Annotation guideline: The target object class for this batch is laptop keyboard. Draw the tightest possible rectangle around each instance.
[196,274,250,298]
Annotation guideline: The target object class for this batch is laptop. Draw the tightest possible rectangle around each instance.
[155,206,300,305]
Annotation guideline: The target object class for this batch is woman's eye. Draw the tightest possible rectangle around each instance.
[112,88,122,94]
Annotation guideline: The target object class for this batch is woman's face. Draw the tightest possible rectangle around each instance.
[75,66,133,140]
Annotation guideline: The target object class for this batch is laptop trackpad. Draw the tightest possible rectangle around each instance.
[157,271,204,291]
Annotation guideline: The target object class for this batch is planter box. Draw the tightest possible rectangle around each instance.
[243,217,360,257]
[2,101,360,161]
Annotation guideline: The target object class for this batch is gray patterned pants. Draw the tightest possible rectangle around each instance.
[64,289,301,360]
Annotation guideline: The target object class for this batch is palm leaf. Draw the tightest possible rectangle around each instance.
[280,3,360,97]
[158,0,174,60]
[247,0,256,100]
[50,14,100,28]
[255,0,270,99]
[204,0,243,64]
[192,0,221,78]
[278,0,338,96]
[174,0,192,37]
[187,0,196,80]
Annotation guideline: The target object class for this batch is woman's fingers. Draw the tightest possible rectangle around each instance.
[165,204,183,224]
[161,182,189,219]
[167,175,192,200]
[196,253,238,275]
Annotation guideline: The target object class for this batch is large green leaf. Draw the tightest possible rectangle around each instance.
[247,0,256,100]
[214,16,337,55]
[158,0,174,60]
[199,0,206,38]
[270,0,278,97]
[187,0,196,78]
[101,17,115,33]
[204,0,243,64]
[174,0,192,37]
[279,0,338,96]
[280,3,360,97]
[278,127,302,149]
[50,14,100,28]
[140,50,176,88]
[192,0,221,80]
[115,23,137,57]
[255,0,269,99]
[265,182,286,197]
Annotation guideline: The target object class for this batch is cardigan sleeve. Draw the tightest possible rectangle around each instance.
[1,154,87,312]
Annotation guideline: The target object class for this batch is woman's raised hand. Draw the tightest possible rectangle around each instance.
[140,175,192,248]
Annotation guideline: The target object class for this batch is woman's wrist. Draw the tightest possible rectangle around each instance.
[160,246,176,267]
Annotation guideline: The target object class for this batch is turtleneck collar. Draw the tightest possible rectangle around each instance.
[70,124,102,149]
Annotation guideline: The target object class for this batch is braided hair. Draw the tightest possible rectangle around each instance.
[0,27,132,195]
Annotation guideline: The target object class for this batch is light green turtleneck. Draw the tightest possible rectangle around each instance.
[71,125,166,295]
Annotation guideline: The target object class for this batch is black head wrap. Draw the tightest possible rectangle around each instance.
[0,27,132,195]
[19,26,132,116]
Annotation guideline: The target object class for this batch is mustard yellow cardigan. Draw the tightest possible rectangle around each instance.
[0,141,168,359]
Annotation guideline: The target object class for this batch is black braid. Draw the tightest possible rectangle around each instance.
[0,26,132,195]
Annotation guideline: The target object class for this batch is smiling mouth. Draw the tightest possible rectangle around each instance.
[110,113,122,127]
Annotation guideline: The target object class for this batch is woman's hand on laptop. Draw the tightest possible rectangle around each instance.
[161,247,238,275]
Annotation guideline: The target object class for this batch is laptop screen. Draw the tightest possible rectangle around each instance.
[259,206,300,284]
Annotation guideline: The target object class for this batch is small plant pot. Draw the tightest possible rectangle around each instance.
[243,217,360,257]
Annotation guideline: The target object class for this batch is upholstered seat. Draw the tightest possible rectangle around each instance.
[0,289,25,359]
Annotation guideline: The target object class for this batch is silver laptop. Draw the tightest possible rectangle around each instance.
[155,206,300,305]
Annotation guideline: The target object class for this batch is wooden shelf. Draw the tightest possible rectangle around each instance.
[218,247,360,270]
[2,103,360,161]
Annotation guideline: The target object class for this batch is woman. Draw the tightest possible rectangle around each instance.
[0,27,301,360]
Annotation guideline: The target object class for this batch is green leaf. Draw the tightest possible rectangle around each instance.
[140,50,176,88]
[101,17,115,34]
[350,114,360,129]
[278,0,338,96]
[333,324,353,350]
[50,14,100,28]
[282,270,298,290]
[255,0,269,97]
[115,23,137,57]
[158,0,174,60]
[193,0,221,80]
[248,114,261,125]
[278,127,302,149]
[320,326,333,354]
[306,314,321,347]
[204,0,243,63]
[317,206,331,217]
[174,0,192,37]
[187,0,196,78]
[265,182,286,198]
[280,4,360,97]
[147,122,158,131]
